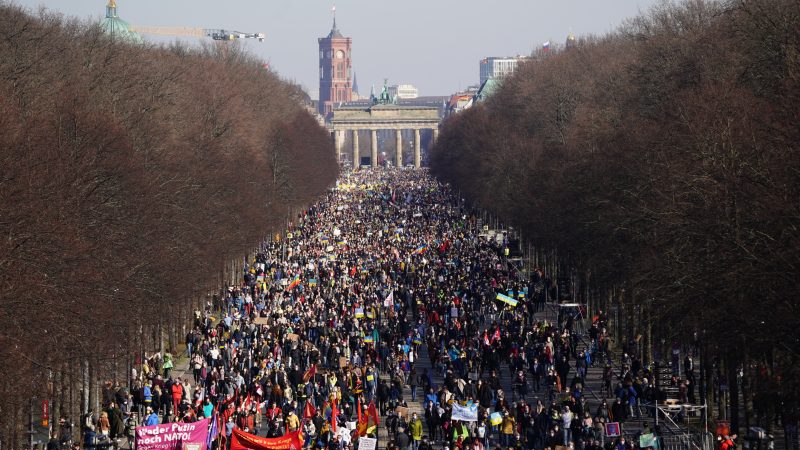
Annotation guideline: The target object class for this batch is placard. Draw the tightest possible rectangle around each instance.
[358,437,377,450]
[605,422,621,437]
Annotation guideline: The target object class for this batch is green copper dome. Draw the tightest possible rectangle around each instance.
[101,1,143,44]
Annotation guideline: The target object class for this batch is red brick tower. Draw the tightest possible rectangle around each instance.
[318,11,352,118]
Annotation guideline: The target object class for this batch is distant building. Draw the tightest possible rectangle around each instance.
[479,56,526,85]
[318,15,352,118]
[388,84,419,99]
[566,32,577,50]
[337,96,448,118]
[475,78,501,102]
[101,0,143,44]
[351,72,362,100]
[445,85,481,117]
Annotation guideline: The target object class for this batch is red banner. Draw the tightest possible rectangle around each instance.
[230,429,302,450]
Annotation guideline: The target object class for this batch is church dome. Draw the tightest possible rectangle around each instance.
[566,32,577,49]
[101,0,143,44]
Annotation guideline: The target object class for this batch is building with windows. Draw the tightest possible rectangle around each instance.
[387,84,419,99]
[318,16,352,118]
[479,56,526,85]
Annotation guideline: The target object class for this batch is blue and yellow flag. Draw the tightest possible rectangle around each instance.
[496,292,519,307]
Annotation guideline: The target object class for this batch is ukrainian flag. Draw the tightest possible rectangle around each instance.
[496,293,519,307]
[364,335,374,343]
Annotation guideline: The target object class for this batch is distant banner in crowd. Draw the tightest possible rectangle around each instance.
[230,429,303,450]
[496,292,519,307]
[136,418,209,450]
[451,403,478,422]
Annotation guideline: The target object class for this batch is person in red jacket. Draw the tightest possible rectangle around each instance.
[719,434,737,450]
[172,378,184,418]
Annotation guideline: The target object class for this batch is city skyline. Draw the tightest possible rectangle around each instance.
[9,0,660,98]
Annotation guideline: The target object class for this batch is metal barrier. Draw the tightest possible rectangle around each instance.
[659,431,714,450]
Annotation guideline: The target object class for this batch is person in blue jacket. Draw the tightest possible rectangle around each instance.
[144,407,159,426]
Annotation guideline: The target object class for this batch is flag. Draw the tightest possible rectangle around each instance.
[303,401,317,420]
[496,292,519,307]
[451,403,479,422]
[384,291,394,307]
[364,335,374,344]
[207,413,219,449]
[303,364,317,382]
[331,399,338,433]
[367,400,380,426]
[354,307,365,319]
[286,274,301,291]
[356,397,369,436]
[413,244,428,254]
[543,41,550,52]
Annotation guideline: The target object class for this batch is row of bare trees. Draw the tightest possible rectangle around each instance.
[431,0,800,435]
[0,3,337,445]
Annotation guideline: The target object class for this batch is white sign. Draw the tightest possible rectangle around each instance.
[358,437,377,450]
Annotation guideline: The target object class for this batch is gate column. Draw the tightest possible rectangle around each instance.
[414,129,421,168]
[395,129,403,168]
[352,129,359,167]
[371,129,379,167]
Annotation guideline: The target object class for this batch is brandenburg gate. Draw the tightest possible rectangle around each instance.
[330,104,441,168]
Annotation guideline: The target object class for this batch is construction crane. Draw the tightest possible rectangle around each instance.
[104,0,265,43]
[129,26,265,42]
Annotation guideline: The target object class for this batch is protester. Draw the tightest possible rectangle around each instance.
[116,169,640,450]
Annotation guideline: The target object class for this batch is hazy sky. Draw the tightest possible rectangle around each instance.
[10,0,660,98]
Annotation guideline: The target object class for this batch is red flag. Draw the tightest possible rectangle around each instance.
[303,402,316,420]
[356,398,368,436]
[303,364,317,382]
[367,399,380,426]
[331,399,338,433]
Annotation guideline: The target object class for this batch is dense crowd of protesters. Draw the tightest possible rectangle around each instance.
[65,169,682,450]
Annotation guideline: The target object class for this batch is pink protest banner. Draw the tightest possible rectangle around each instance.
[136,418,210,450]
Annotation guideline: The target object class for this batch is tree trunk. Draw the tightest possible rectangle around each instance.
[727,354,740,435]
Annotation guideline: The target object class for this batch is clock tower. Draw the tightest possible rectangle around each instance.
[318,12,352,118]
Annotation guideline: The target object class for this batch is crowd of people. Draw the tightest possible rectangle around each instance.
[70,169,660,450]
